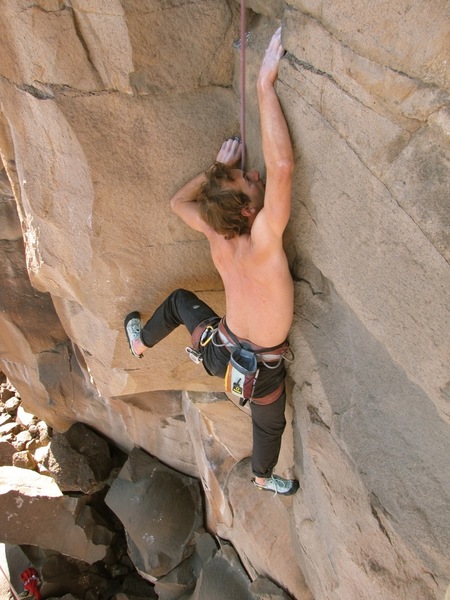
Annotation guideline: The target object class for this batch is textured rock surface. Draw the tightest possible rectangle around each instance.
[0,1,449,599]
[0,466,112,563]
[44,422,113,493]
[105,448,204,581]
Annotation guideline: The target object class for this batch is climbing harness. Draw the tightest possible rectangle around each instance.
[21,567,41,600]
[217,318,293,368]
[217,318,289,405]
[185,316,293,406]
[215,318,293,406]
[185,318,220,364]
[240,0,246,171]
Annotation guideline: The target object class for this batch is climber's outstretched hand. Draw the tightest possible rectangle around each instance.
[258,26,284,88]
[215,137,242,166]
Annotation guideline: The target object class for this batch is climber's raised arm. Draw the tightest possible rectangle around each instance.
[254,27,294,238]
[169,171,209,234]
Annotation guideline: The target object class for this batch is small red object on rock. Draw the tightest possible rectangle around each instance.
[21,567,41,600]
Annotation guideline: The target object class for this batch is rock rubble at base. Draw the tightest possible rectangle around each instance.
[0,374,292,599]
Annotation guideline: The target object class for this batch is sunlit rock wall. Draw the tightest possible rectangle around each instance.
[0,1,449,598]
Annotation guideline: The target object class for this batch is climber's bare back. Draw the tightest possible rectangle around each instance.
[207,223,294,348]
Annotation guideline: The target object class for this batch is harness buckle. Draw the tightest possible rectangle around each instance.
[185,346,203,364]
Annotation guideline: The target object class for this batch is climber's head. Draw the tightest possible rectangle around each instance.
[197,162,265,239]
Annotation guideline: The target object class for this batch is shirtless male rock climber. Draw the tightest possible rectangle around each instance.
[125,27,298,495]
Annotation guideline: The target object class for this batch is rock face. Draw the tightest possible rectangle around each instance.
[0,466,112,563]
[105,448,204,581]
[44,422,113,493]
[2,405,278,598]
[0,1,449,599]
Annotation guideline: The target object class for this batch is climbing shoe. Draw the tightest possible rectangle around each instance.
[252,474,299,496]
[124,311,144,358]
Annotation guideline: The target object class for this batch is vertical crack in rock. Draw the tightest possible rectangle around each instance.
[307,403,330,430]
[299,200,318,228]
[370,494,393,546]
[70,7,102,83]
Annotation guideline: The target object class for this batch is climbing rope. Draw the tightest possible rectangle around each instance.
[240,0,246,171]
[0,562,21,600]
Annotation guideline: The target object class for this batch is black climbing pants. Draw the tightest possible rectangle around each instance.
[140,289,287,478]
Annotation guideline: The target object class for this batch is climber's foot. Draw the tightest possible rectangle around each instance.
[124,312,146,358]
[252,474,299,496]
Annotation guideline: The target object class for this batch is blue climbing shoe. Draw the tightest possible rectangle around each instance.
[124,311,143,358]
[252,474,299,496]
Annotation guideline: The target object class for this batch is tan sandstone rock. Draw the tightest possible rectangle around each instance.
[0,1,449,599]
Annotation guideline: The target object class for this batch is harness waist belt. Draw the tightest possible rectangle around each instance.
[217,319,289,363]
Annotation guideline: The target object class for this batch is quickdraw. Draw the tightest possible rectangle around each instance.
[199,324,216,347]
[185,322,217,364]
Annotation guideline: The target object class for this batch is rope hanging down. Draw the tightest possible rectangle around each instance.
[0,562,21,600]
[240,0,246,171]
